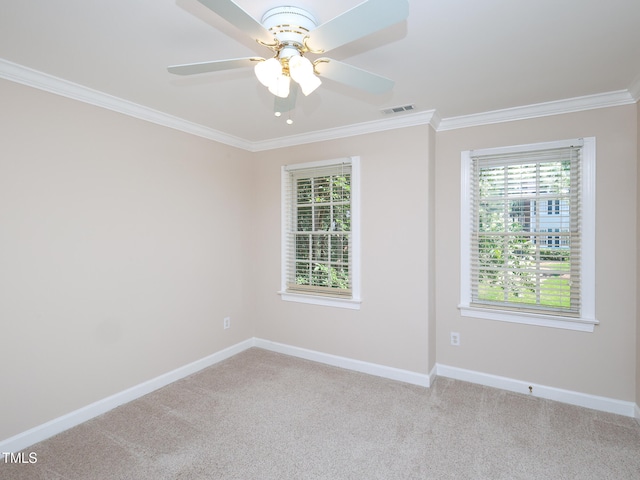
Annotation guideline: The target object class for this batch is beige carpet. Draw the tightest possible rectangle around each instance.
[2,347,639,479]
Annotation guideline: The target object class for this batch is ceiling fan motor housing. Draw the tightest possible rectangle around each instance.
[261,6,318,58]
[168,0,407,99]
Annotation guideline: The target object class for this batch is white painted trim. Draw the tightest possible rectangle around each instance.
[579,137,597,321]
[439,90,636,131]
[0,336,429,452]
[436,364,637,418]
[428,363,438,387]
[1,58,636,149]
[250,110,437,151]
[279,291,361,309]
[0,58,434,151]
[629,74,640,103]
[467,137,585,156]
[459,150,472,310]
[279,157,361,309]
[458,305,596,332]
[0,338,254,453]
[0,58,252,151]
[254,338,432,388]
[2,337,635,453]
[459,137,598,332]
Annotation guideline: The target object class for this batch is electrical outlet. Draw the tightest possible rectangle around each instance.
[450,332,460,346]
[223,317,230,329]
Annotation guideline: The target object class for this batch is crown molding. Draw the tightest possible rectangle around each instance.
[1,58,637,151]
[248,110,437,152]
[438,90,637,131]
[629,75,640,103]
[0,58,252,151]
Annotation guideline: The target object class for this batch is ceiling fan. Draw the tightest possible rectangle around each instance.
[168,0,409,116]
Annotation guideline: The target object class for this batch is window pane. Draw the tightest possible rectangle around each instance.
[506,163,536,197]
[297,206,312,231]
[480,167,505,197]
[332,264,350,289]
[314,176,331,202]
[539,162,564,194]
[297,179,312,204]
[472,148,579,315]
[295,262,310,285]
[539,256,571,308]
[314,206,331,231]
[330,234,349,264]
[333,205,351,231]
[332,174,351,202]
[311,234,328,262]
[295,234,310,260]
[285,160,355,299]
[311,263,328,287]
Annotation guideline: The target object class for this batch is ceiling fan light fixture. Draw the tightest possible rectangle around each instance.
[254,57,281,87]
[268,73,291,98]
[298,74,322,96]
[169,0,410,115]
[289,55,321,96]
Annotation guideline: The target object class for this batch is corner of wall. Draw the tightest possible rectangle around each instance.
[427,124,438,372]
[636,98,640,412]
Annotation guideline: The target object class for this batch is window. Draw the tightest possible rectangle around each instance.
[280,157,361,309]
[460,138,597,331]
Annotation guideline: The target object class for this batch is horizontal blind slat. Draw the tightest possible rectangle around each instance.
[284,160,353,297]
[469,145,582,316]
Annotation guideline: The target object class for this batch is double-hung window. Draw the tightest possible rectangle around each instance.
[460,138,597,331]
[280,157,361,309]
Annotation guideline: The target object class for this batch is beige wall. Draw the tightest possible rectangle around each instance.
[637,99,640,411]
[435,105,638,401]
[250,126,433,374]
[2,76,638,444]
[0,80,254,440]
[426,126,437,371]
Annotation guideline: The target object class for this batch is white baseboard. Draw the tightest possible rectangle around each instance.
[0,338,254,453]
[4,340,635,453]
[437,363,637,418]
[253,338,433,388]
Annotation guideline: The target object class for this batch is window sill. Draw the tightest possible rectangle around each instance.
[458,304,598,332]
[279,291,361,310]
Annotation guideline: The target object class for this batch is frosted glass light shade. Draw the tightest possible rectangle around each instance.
[298,74,321,96]
[268,74,291,98]
[288,55,312,82]
[289,55,321,96]
[254,58,281,87]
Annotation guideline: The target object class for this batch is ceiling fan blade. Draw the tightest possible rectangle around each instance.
[168,57,261,75]
[314,59,394,94]
[197,0,273,44]
[307,0,409,53]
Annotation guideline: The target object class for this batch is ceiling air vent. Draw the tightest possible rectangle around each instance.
[381,104,415,115]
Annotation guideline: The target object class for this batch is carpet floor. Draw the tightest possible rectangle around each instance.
[2,347,640,479]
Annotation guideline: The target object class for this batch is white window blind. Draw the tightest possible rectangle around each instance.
[469,143,582,317]
[282,160,353,298]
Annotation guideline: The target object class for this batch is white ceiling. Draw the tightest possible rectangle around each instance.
[1,0,639,147]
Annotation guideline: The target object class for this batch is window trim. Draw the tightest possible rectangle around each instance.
[279,157,361,309]
[459,138,597,332]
